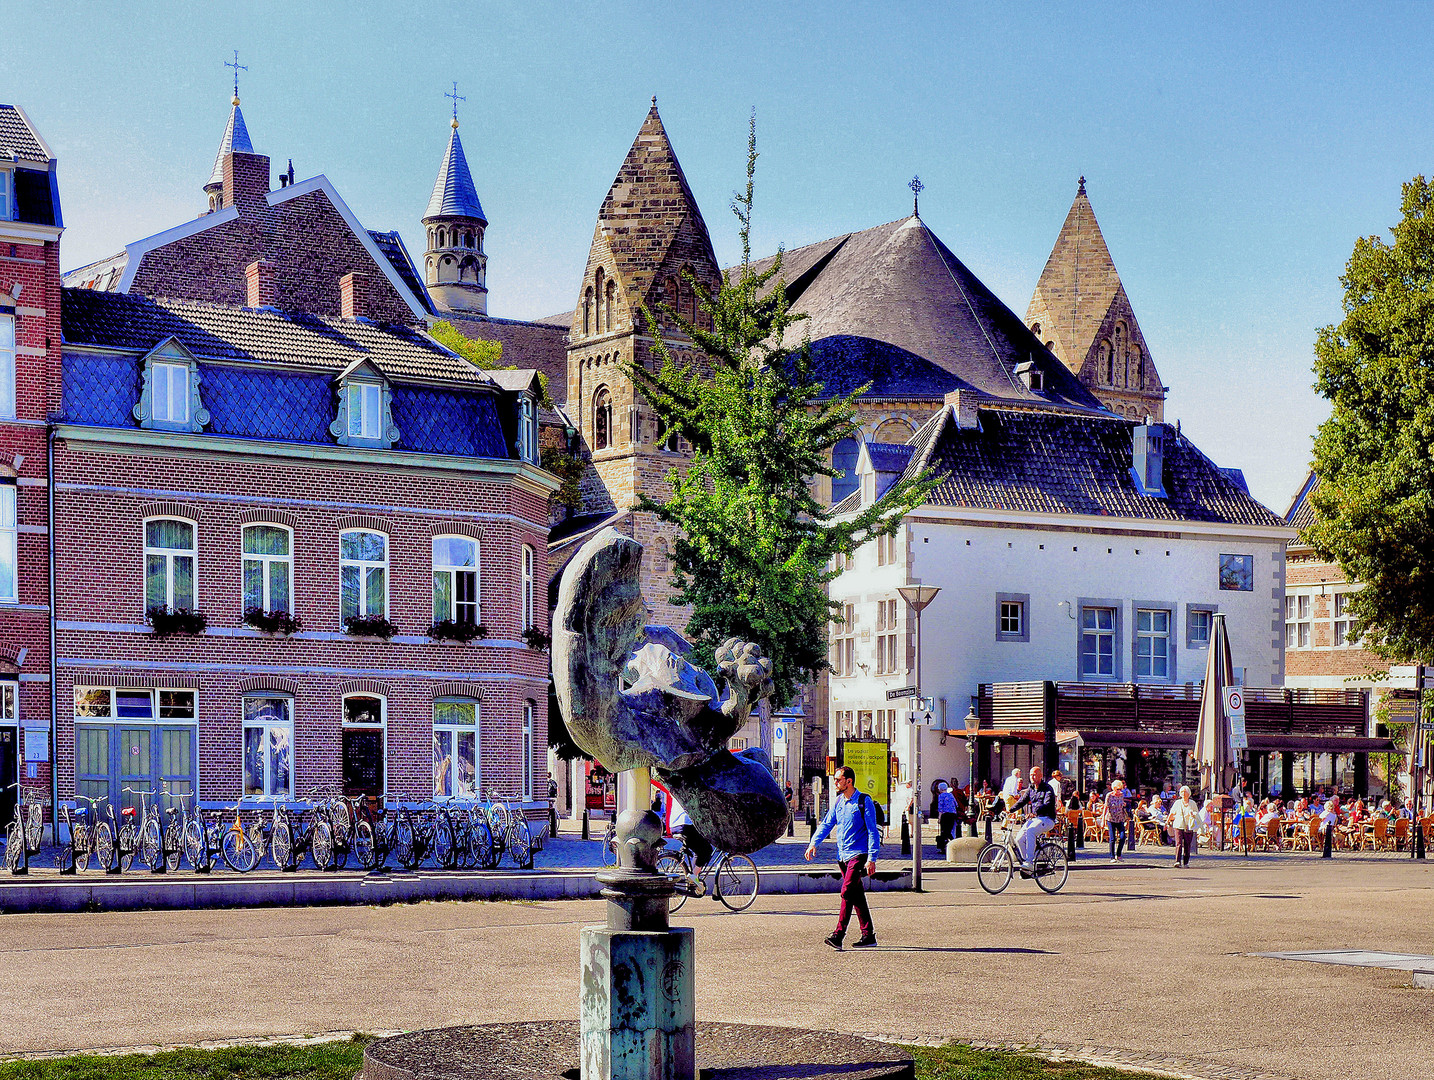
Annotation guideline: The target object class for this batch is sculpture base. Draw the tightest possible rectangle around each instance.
[360,1022,915,1080]
[581,926,694,1080]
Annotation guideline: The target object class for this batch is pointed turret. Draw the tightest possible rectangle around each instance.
[1026,178,1166,420]
[423,116,488,315]
[204,96,255,211]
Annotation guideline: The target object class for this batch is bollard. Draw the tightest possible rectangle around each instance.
[786,813,795,838]
[1067,822,1077,861]
[1416,824,1426,860]
[581,809,590,841]
[807,815,817,841]
[900,813,911,856]
[984,814,993,845]
[1322,821,1333,858]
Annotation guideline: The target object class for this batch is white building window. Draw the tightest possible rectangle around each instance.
[522,545,535,631]
[151,362,190,425]
[342,694,385,797]
[1080,606,1117,679]
[243,696,293,797]
[145,518,196,613]
[341,530,387,620]
[0,313,15,420]
[242,525,292,614]
[875,598,898,674]
[520,395,538,463]
[348,381,382,440]
[0,485,15,603]
[875,532,896,566]
[995,592,1031,642]
[1000,603,1023,635]
[830,603,856,677]
[1331,592,1354,647]
[1285,594,1311,649]
[433,699,478,799]
[433,535,478,625]
[1187,607,1213,648]
[1135,608,1171,680]
[522,700,535,800]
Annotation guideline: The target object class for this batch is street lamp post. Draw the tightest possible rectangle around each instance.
[898,584,940,892]
[964,705,979,837]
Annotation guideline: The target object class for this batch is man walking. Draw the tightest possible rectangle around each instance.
[805,765,881,950]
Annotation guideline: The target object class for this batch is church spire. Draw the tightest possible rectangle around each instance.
[423,90,488,315]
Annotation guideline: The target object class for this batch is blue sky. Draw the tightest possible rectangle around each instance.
[6,1,1432,512]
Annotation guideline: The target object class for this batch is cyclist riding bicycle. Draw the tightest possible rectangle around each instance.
[1006,765,1057,873]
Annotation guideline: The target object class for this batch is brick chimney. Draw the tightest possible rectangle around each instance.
[340,272,369,320]
[245,260,276,308]
[223,150,271,208]
[944,389,981,430]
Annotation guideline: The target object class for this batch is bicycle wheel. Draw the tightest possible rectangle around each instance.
[94,820,115,871]
[1033,840,1069,894]
[222,825,260,873]
[508,817,533,869]
[117,823,138,873]
[434,819,455,868]
[601,824,617,866]
[164,821,183,872]
[395,813,420,869]
[353,820,376,870]
[271,818,294,870]
[975,842,1014,895]
[4,822,22,872]
[488,808,508,856]
[312,819,335,870]
[183,819,206,870]
[716,853,758,911]
[140,817,163,870]
[655,853,689,913]
[471,815,496,868]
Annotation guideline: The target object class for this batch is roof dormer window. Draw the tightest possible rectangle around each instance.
[134,339,209,433]
[330,363,398,449]
[519,393,538,464]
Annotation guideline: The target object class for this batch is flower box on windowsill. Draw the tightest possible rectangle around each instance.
[344,615,398,640]
[243,607,302,635]
[428,619,488,643]
[521,627,551,652]
[147,606,208,638]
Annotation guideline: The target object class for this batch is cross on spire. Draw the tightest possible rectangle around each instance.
[225,50,247,103]
[909,175,925,217]
[445,82,466,128]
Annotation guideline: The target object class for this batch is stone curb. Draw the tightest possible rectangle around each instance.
[0,865,911,915]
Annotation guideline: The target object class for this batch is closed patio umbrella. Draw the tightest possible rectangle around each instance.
[1194,612,1235,798]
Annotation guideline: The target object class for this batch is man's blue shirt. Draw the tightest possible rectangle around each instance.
[813,791,881,861]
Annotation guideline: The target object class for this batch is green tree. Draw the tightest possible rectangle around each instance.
[627,120,937,709]
[429,319,505,369]
[1308,174,1434,663]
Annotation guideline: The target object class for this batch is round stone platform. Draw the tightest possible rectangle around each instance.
[361,1021,914,1080]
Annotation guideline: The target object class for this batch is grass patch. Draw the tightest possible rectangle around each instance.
[911,1044,1164,1079]
[0,1038,1164,1080]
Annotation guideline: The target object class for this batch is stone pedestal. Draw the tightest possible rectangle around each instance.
[581,926,694,1080]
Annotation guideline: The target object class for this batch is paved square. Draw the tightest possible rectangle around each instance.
[0,855,1428,1080]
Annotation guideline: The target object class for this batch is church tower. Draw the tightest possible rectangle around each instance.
[204,92,254,213]
[423,109,488,315]
[565,98,722,628]
[1025,178,1166,420]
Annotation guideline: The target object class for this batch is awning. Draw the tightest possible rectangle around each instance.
[1071,730,1396,754]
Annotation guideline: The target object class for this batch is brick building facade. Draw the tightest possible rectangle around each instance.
[0,105,63,828]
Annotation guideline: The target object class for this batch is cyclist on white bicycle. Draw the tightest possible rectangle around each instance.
[1006,765,1057,873]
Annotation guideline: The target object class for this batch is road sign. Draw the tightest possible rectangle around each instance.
[1225,686,1248,750]
[886,686,918,700]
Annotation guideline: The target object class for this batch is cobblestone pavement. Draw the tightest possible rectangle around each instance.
[0,856,1428,1080]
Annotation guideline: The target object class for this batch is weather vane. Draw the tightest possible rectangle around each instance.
[225,50,247,102]
[909,175,924,217]
[445,81,466,127]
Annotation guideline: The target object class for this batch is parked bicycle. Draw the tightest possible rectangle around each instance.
[156,785,187,873]
[486,789,533,869]
[976,811,1069,895]
[655,832,759,912]
[94,789,146,873]
[220,800,265,873]
[55,795,103,874]
[271,797,324,872]
[3,785,45,875]
[394,802,443,870]
[350,794,393,871]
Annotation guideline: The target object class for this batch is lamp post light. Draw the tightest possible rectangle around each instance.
[898,584,940,892]
[964,705,979,837]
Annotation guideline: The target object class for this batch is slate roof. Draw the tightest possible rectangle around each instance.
[742,217,1102,412]
[0,104,52,161]
[207,102,254,187]
[425,126,486,222]
[805,335,962,400]
[850,406,1286,527]
[1284,470,1319,541]
[369,230,433,313]
[62,289,491,386]
[864,442,915,474]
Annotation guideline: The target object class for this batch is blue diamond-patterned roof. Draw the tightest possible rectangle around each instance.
[208,102,255,187]
[424,127,486,222]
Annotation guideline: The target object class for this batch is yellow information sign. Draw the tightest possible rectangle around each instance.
[841,739,890,811]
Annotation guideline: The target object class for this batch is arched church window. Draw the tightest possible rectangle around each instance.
[605,279,617,333]
[583,288,593,336]
[1099,341,1112,384]
[1131,346,1143,390]
[593,386,612,451]
[1113,323,1127,387]
[831,437,860,504]
[681,264,696,322]
[654,537,669,574]
[594,268,605,325]
[873,418,915,444]
[460,256,478,284]
[666,277,681,320]
[1030,322,1042,336]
